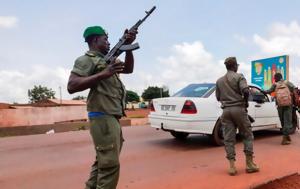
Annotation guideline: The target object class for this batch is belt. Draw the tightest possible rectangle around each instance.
[88,112,106,118]
[88,112,122,120]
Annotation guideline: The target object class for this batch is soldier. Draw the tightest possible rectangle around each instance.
[67,26,137,189]
[216,57,259,176]
[263,73,295,145]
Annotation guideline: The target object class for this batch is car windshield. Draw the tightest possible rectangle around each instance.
[172,83,216,97]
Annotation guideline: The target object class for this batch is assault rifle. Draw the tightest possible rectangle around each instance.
[104,6,156,64]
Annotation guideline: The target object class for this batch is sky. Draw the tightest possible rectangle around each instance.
[2,0,300,103]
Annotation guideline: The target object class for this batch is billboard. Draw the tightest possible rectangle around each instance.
[251,55,289,90]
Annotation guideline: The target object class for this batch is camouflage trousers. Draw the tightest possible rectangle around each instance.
[85,115,124,189]
[221,106,254,160]
[277,106,293,136]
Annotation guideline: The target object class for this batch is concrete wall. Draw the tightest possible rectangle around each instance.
[126,102,149,109]
[0,106,87,127]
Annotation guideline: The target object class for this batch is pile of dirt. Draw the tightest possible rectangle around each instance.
[254,173,300,189]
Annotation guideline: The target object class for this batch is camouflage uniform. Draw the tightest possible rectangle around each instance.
[216,70,254,160]
[71,50,126,189]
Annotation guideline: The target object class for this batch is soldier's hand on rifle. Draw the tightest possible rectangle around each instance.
[102,59,124,77]
[124,29,138,45]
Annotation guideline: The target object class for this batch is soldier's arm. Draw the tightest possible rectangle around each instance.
[263,84,276,94]
[242,88,250,101]
[68,62,124,94]
[68,72,104,93]
[238,74,249,94]
[215,83,221,101]
[238,74,250,106]
[121,51,134,74]
[119,29,137,74]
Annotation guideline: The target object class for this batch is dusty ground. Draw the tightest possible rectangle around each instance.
[1,126,300,189]
[255,173,300,189]
[254,173,300,189]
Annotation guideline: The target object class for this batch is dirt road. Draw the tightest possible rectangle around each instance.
[1,126,300,189]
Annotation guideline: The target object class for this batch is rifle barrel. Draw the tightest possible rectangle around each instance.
[141,6,156,23]
[104,6,156,63]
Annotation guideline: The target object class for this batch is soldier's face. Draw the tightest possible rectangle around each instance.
[233,64,239,72]
[95,35,110,55]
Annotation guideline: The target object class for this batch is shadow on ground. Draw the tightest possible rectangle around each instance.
[148,129,285,152]
[148,134,219,151]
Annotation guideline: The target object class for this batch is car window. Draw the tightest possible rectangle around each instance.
[172,83,216,98]
[249,87,269,102]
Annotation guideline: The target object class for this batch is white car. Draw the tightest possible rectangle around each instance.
[149,83,298,145]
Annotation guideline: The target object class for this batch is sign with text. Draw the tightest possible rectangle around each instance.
[251,55,289,90]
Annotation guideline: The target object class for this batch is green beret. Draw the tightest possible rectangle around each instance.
[83,26,107,40]
[224,57,238,66]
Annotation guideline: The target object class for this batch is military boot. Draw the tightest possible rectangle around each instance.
[245,155,259,173]
[281,135,291,145]
[228,159,237,176]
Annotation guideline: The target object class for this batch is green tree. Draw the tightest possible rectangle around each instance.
[72,95,86,100]
[28,85,56,103]
[141,86,169,101]
[126,90,140,103]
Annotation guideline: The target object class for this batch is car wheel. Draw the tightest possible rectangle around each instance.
[170,131,189,140]
[212,119,224,146]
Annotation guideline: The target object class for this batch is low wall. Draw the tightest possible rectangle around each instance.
[0,106,87,127]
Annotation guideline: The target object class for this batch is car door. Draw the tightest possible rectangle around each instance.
[249,86,279,129]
